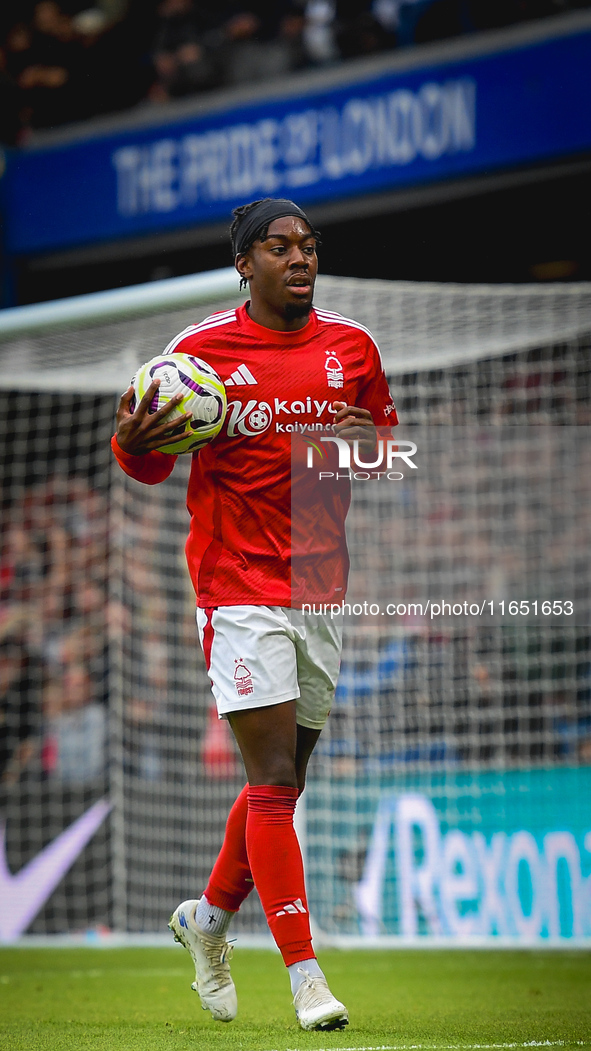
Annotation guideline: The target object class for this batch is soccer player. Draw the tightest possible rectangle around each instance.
[111,198,397,1030]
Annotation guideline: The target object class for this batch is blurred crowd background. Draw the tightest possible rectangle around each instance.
[0,474,111,790]
[1,0,590,144]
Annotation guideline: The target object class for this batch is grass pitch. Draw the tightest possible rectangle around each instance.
[0,946,589,1051]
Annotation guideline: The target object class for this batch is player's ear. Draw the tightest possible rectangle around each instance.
[236,252,252,288]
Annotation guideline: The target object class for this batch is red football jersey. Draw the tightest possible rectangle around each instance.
[112,302,397,607]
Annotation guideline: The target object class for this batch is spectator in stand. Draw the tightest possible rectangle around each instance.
[3,20,33,85]
[1,0,588,132]
[0,35,24,144]
[43,657,106,783]
[205,2,306,89]
[9,2,85,129]
[77,0,157,118]
[0,476,110,786]
[302,0,338,64]
[334,0,397,58]
[303,0,396,65]
[3,20,34,136]
[149,0,307,98]
[390,0,437,46]
[150,0,222,101]
[0,623,42,791]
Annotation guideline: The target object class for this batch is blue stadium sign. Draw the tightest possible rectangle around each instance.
[109,79,475,218]
[3,23,591,255]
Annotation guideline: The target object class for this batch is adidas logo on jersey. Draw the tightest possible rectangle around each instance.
[225,364,257,386]
[276,898,307,917]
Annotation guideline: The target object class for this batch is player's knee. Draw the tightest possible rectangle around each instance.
[248,756,298,789]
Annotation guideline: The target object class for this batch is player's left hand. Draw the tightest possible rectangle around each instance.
[333,402,377,455]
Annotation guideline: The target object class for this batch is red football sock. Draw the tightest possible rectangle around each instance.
[204,784,253,912]
[246,784,314,967]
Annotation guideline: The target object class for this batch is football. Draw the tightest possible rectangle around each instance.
[131,353,227,454]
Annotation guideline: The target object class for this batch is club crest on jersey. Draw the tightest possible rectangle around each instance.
[234,659,253,696]
[325,351,344,388]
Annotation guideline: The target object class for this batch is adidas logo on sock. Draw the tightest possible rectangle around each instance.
[276,898,307,917]
[225,364,257,386]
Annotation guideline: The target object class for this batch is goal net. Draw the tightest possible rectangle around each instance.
[0,271,589,944]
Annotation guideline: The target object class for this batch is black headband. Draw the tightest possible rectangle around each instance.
[233,199,313,257]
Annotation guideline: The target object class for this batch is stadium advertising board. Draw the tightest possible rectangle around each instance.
[308,768,591,942]
[0,800,110,942]
[3,24,591,255]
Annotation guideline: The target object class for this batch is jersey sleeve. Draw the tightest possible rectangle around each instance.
[110,435,177,485]
[357,335,399,426]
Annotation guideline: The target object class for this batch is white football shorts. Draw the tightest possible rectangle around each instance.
[196,605,342,730]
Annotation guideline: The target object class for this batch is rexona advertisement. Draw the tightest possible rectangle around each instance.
[4,23,591,254]
[310,768,591,942]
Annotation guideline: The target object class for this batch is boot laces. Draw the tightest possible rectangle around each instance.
[204,936,234,984]
[296,967,330,1008]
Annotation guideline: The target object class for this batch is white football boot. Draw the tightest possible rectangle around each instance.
[293,968,349,1031]
[168,898,237,1022]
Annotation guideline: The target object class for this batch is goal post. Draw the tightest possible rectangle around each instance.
[0,268,589,945]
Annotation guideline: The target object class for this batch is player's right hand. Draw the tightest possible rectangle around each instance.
[115,380,193,456]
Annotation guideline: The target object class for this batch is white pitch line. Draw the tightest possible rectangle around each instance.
[262,1042,588,1051]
